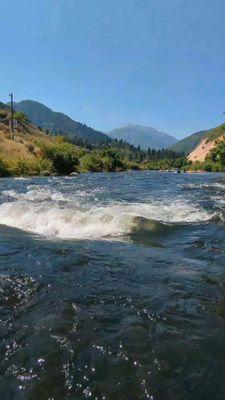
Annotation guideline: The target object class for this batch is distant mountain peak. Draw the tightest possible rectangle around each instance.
[16,99,52,111]
[108,124,177,150]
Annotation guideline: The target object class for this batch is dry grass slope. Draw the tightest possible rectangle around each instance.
[0,106,56,175]
[0,108,58,176]
[188,124,225,162]
[0,120,52,162]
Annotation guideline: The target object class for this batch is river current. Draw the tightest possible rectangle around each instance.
[0,171,225,399]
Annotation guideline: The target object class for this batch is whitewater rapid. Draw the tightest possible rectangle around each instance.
[2,174,225,400]
[0,179,214,240]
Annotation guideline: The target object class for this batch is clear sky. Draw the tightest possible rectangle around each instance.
[1,0,225,138]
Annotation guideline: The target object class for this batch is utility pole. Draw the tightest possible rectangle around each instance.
[9,93,14,140]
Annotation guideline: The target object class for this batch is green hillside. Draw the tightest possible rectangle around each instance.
[170,130,208,154]
[14,100,111,145]
[0,102,187,176]
[171,122,225,155]
[206,122,225,142]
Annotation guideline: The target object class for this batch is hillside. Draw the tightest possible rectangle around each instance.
[0,106,54,164]
[170,130,209,154]
[108,124,177,150]
[0,103,185,176]
[188,122,225,162]
[14,100,111,145]
[171,122,225,156]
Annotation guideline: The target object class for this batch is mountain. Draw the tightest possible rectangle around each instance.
[14,100,111,145]
[108,124,177,150]
[0,102,184,176]
[170,130,209,154]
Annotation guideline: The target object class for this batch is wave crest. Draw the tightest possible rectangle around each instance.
[0,197,213,240]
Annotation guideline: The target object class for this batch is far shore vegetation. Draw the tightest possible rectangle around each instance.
[1,108,225,177]
[0,134,188,177]
[1,132,225,177]
[1,133,225,177]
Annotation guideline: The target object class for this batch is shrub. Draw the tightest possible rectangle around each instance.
[36,158,53,174]
[51,151,78,174]
[204,163,212,172]
[80,154,103,172]
[102,156,115,172]
[192,161,202,171]
[37,139,80,174]
[0,111,7,119]
[14,112,29,122]
[12,158,38,176]
[127,162,141,170]
[211,141,225,166]
[26,143,35,153]
[100,149,124,171]
[0,158,10,177]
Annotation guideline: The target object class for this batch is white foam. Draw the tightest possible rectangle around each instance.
[181,182,225,190]
[1,187,67,203]
[0,197,212,240]
[14,177,29,180]
[1,190,19,200]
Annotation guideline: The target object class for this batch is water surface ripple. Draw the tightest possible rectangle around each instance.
[0,171,225,400]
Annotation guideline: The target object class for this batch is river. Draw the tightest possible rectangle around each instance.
[0,171,225,399]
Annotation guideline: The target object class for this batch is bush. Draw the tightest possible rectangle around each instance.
[192,161,202,171]
[102,156,118,172]
[36,158,53,174]
[6,157,53,176]
[0,111,7,119]
[172,157,187,169]
[100,149,124,171]
[14,112,29,122]
[26,144,35,153]
[38,139,80,174]
[210,141,225,166]
[12,158,38,176]
[80,154,103,172]
[0,159,10,177]
[204,163,212,172]
[127,162,141,170]
[51,151,78,174]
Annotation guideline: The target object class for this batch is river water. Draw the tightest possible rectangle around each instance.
[0,171,225,399]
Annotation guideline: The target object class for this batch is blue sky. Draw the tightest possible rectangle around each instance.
[1,0,225,138]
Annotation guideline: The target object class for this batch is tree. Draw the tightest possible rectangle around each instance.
[14,111,29,122]
[210,141,225,166]
[80,154,103,172]
[40,140,79,174]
